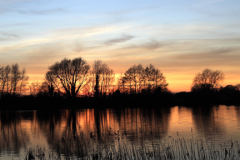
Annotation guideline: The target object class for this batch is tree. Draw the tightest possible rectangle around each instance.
[0,64,28,94]
[37,80,55,97]
[29,81,41,95]
[11,64,21,94]
[46,57,90,98]
[122,64,143,93]
[118,64,168,93]
[91,60,115,96]
[5,65,11,93]
[191,69,225,91]
[0,66,5,93]
[236,84,240,91]
[144,64,168,92]
[19,68,29,94]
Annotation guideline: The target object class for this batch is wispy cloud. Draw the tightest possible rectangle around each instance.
[0,32,20,38]
[0,32,20,41]
[104,34,135,45]
[18,8,65,15]
[141,40,164,50]
[124,40,165,50]
[174,47,237,60]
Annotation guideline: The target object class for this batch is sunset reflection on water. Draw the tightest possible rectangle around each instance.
[0,105,240,159]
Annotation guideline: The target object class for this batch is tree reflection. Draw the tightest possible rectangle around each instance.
[235,106,240,122]
[31,108,170,158]
[0,111,30,155]
[191,106,224,139]
[0,108,171,159]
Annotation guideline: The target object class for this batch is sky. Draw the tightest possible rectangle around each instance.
[0,0,240,92]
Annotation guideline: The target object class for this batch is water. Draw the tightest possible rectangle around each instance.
[0,105,239,159]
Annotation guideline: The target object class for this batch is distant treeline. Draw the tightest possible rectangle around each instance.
[0,57,240,110]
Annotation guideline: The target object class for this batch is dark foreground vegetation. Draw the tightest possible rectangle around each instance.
[1,57,240,110]
[21,132,240,160]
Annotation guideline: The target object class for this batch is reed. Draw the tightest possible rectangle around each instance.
[22,132,240,160]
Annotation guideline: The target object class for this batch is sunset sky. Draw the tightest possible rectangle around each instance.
[0,0,240,92]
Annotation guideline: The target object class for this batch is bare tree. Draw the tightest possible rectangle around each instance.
[104,67,115,94]
[19,68,29,94]
[117,73,127,92]
[123,64,143,93]
[0,64,29,95]
[91,60,115,96]
[5,65,11,93]
[91,60,102,97]
[119,64,168,93]
[191,69,225,91]
[144,64,168,91]
[0,65,11,93]
[0,66,5,93]
[38,80,55,96]
[46,57,90,98]
[29,81,41,95]
[236,84,240,91]
[11,64,21,94]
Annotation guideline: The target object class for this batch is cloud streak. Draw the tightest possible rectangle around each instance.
[18,8,65,15]
[0,32,20,41]
[173,48,237,60]
[104,35,135,45]
[124,40,165,50]
[0,32,20,38]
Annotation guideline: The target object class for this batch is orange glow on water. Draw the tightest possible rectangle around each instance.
[2,106,240,160]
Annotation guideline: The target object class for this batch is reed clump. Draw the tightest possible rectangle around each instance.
[22,132,240,160]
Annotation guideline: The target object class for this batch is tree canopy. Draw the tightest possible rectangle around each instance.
[0,64,28,94]
[118,64,168,93]
[91,60,114,96]
[46,57,90,97]
[191,68,225,91]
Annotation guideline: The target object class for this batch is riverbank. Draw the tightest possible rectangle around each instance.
[0,89,240,111]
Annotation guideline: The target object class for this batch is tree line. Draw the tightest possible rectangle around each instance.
[1,57,240,99]
[0,64,28,95]
[38,58,168,98]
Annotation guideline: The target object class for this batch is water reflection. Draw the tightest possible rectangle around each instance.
[0,111,30,155]
[191,106,225,140]
[0,106,240,159]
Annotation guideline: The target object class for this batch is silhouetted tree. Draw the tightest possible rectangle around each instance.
[11,64,21,94]
[236,84,240,90]
[120,64,143,93]
[38,81,55,97]
[19,68,29,94]
[119,64,168,93]
[218,85,240,104]
[46,57,90,98]
[94,74,100,98]
[144,64,168,92]
[0,64,28,94]
[29,81,41,95]
[191,69,224,92]
[91,60,115,96]
[117,73,127,92]
[5,65,11,93]
[0,66,5,94]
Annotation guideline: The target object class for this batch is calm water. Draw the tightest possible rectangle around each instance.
[0,105,240,159]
